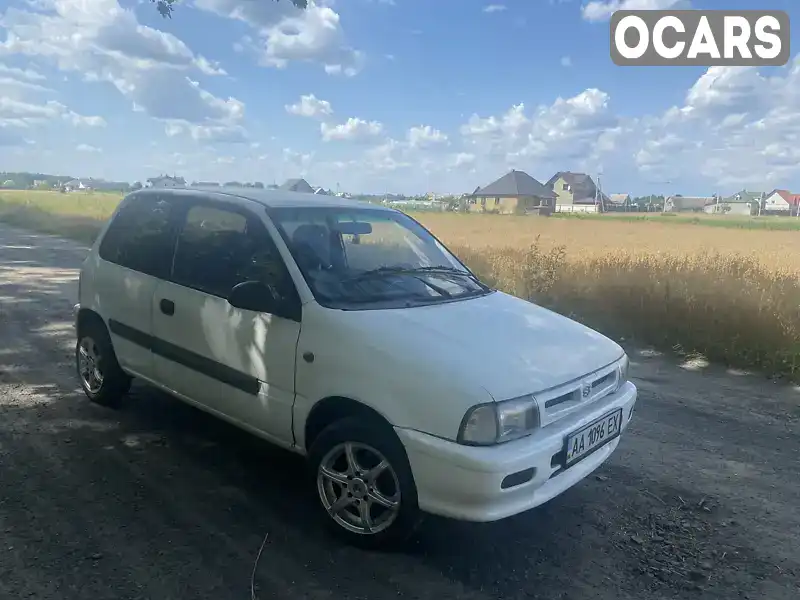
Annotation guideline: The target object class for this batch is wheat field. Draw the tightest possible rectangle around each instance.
[2,190,799,379]
[415,212,800,274]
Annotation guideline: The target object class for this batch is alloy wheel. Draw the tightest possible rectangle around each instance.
[316,441,401,535]
[77,336,104,394]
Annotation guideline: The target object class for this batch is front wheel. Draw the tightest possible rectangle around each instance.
[308,417,422,550]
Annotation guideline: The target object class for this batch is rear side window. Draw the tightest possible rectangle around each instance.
[98,194,177,279]
[172,203,294,300]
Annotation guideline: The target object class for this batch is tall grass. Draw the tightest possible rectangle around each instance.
[2,191,800,379]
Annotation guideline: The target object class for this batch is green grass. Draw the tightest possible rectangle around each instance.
[0,190,121,244]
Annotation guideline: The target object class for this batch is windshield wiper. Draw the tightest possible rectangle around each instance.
[346,265,474,281]
[402,266,492,292]
[342,265,493,296]
[341,266,452,298]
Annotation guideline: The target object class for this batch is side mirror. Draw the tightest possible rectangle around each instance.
[227,281,278,313]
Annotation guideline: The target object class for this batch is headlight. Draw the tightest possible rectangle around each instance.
[616,354,630,390]
[458,395,540,446]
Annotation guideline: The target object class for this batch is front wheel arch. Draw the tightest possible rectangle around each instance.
[303,395,393,452]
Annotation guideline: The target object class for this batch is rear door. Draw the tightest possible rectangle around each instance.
[93,193,179,380]
[151,199,302,446]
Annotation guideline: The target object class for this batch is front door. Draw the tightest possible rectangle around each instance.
[152,199,301,447]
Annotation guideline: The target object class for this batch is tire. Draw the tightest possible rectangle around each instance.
[76,319,131,407]
[308,416,423,550]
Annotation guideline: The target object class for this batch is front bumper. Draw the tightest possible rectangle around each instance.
[395,380,637,522]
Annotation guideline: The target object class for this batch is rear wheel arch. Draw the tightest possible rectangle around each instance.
[76,308,107,337]
[75,309,130,407]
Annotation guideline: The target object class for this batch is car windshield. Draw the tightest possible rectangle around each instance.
[268,206,492,309]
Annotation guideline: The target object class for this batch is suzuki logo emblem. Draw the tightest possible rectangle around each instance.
[582,384,591,398]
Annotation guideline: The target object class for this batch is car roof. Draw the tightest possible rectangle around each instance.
[133,186,394,212]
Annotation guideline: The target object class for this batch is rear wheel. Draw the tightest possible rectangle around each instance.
[308,417,422,550]
[76,320,131,407]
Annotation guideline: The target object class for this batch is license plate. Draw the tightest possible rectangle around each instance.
[564,408,623,467]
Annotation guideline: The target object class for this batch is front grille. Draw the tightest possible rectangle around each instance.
[535,362,619,427]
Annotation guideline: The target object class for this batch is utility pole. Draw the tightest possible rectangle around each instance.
[596,172,604,213]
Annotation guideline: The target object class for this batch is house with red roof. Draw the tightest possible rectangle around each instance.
[763,189,800,216]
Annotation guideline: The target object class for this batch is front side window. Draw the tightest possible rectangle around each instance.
[99,193,176,279]
[172,203,295,302]
[269,206,491,310]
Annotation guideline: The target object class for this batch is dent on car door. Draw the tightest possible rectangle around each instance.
[95,194,178,379]
[153,201,301,447]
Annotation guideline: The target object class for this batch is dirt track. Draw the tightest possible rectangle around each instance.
[1,224,799,600]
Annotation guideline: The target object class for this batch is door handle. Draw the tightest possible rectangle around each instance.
[159,299,175,316]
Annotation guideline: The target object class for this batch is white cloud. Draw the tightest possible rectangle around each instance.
[0,97,105,128]
[0,75,51,96]
[286,93,333,118]
[483,4,507,13]
[195,0,364,76]
[623,60,800,187]
[66,112,106,127]
[0,0,243,140]
[581,0,690,22]
[76,143,101,153]
[449,152,476,168]
[323,54,365,78]
[363,139,410,172]
[0,62,45,81]
[407,125,448,147]
[0,62,52,100]
[164,120,248,143]
[459,89,619,178]
[461,103,529,140]
[321,117,384,142]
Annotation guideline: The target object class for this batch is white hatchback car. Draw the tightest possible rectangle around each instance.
[74,187,637,548]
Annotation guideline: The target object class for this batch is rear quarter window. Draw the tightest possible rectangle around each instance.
[98,194,178,279]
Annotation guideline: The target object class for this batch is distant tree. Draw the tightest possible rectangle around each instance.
[224,181,242,187]
[151,0,306,19]
[253,181,265,189]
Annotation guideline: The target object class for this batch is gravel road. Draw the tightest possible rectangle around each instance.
[1,224,799,600]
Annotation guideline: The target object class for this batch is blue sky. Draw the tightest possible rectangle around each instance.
[0,0,799,196]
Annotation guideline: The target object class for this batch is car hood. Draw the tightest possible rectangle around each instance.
[341,291,624,401]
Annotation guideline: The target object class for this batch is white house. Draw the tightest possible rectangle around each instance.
[763,189,800,215]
